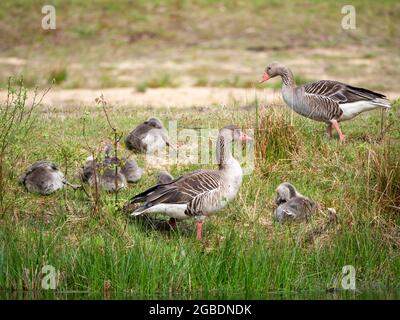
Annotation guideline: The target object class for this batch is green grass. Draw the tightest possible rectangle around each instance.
[135,74,177,92]
[0,80,399,297]
[48,67,68,85]
[0,0,399,298]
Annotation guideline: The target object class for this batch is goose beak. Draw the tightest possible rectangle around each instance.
[259,72,270,83]
[240,132,252,142]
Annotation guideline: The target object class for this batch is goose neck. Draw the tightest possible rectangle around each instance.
[281,67,296,88]
[216,135,234,170]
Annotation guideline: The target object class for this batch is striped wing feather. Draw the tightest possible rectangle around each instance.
[302,92,343,120]
[130,170,222,208]
[303,80,386,104]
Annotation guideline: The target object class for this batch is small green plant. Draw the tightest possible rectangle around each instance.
[48,67,68,85]
[135,82,148,93]
[0,77,48,213]
[135,74,177,92]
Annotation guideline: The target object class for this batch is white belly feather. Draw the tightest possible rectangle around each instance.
[141,203,189,220]
[339,101,389,121]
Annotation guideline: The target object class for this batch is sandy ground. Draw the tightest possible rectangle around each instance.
[0,86,398,110]
[0,86,284,109]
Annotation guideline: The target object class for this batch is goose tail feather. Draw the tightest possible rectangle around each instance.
[371,98,391,108]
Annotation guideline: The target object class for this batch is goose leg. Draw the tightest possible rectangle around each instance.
[330,119,345,142]
[195,215,206,240]
[196,221,203,240]
[325,124,333,138]
[168,217,177,230]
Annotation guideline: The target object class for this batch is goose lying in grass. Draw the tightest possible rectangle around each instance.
[81,145,143,192]
[125,117,171,153]
[20,161,78,195]
[274,182,316,222]
[259,62,391,142]
[127,125,252,240]
[157,170,174,184]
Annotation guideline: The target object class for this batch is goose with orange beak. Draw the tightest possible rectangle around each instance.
[259,61,391,142]
[128,125,252,240]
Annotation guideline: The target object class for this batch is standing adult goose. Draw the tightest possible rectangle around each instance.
[259,62,391,142]
[125,117,170,153]
[20,161,77,195]
[127,125,252,240]
[274,182,316,222]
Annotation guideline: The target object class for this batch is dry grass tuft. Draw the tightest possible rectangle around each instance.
[367,140,400,215]
[252,107,303,174]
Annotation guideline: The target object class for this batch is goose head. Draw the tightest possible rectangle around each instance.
[218,125,252,145]
[259,61,290,83]
[157,170,174,184]
[216,125,252,169]
[145,117,163,129]
[275,182,300,205]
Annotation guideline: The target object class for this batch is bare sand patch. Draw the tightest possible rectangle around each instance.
[0,87,283,109]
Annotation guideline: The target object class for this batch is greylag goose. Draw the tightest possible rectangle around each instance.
[125,117,170,153]
[260,62,391,142]
[121,158,144,183]
[103,145,143,184]
[81,155,126,192]
[128,125,252,240]
[274,182,316,222]
[157,170,174,184]
[81,145,143,192]
[20,161,77,195]
[101,153,128,192]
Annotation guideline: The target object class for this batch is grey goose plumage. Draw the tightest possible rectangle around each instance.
[274,182,316,222]
[260,62,391,141]
[128,125,252,240]
[125,117,170,153]
[20,161,77,195]
[157,170,174,184]
[81,145,143,192]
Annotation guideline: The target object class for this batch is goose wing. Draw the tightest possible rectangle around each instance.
[125,123,151,151]
[130,169,222,208]
[303,80,387,104]
[19,161,58,185]
[302,91,343,120]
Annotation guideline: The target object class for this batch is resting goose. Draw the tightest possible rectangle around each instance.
[125,117,170,153]
[128,125,252,240]
[157,170,174,184]
[81,145,143,192]
[260,62,391,142]
[20,161,77,195]
[274,182,316,222]
[101,152,128,192]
